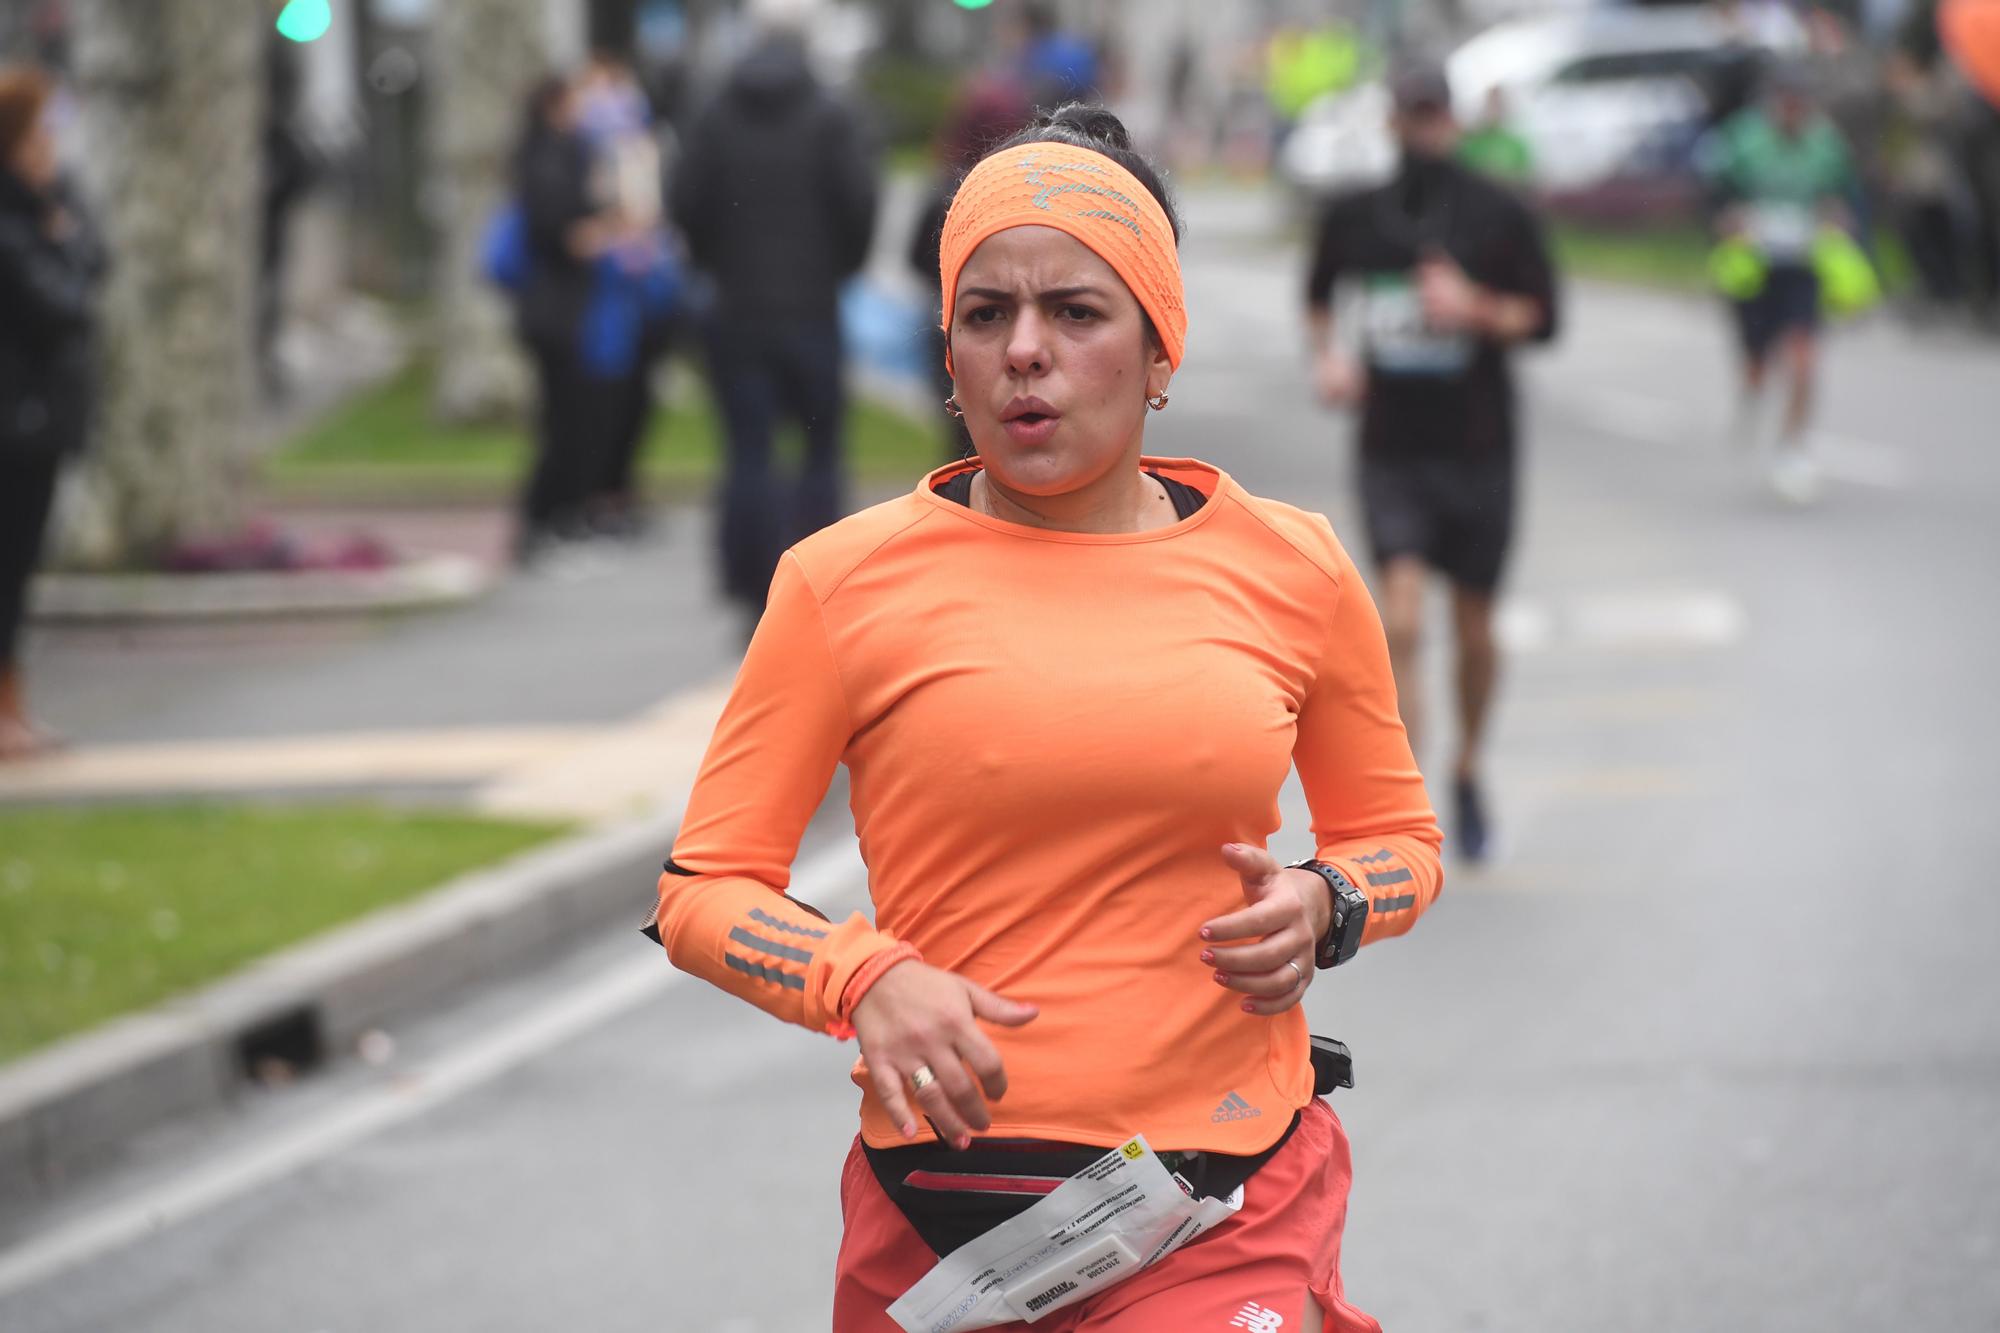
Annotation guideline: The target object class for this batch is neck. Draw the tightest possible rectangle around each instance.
[971,456,1172,535]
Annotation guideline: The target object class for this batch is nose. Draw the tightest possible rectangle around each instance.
[1003,308,1050,378]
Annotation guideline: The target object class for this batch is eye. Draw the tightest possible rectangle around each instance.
[964,304,1005,325]
[1057,304,1099,322]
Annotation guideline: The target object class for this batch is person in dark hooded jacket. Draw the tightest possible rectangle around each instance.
[0,67,105,759]
[671,21,878,614]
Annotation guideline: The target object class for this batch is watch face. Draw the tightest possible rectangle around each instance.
[1341,884,1369,921]
[1335,886,1368,959]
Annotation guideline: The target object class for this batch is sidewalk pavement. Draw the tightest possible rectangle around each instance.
[14,503,745,757]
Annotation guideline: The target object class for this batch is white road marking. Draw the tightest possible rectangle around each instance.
[1494,600,1556,653]
[1567,590,1747,649]
[1498,590,1748,653]
[0,839,868,1299]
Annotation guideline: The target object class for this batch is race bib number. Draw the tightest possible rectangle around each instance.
[1747,203,1814,260]
[1362,273,1473,378]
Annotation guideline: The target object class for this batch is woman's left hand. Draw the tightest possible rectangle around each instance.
[1198,844,1333,1016]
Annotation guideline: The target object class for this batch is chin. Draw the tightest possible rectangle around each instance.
[981,447,1101,497]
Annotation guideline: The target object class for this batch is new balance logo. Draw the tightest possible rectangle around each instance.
[1229,1300,1285,1331]
[1210,1091,1262,1123]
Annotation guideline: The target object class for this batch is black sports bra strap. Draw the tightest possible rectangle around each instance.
[932,468,1208,520]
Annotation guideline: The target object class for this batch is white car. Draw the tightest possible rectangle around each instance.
[1279,6,1805,199]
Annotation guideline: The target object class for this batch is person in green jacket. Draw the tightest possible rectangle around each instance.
[1700,64,1857,504]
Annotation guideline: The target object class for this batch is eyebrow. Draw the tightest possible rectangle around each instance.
[959,285,1113,303]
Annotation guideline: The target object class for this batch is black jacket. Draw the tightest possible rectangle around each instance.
[512,126,598,354]
[671,36,877,325]
[0,168,105,460]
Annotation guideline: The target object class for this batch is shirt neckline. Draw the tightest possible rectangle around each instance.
[913,457,1234,546]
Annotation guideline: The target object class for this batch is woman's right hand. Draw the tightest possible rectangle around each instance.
[851,960,1038,1149]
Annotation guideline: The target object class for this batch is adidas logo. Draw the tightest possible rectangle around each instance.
[1210,1091,1262,1123]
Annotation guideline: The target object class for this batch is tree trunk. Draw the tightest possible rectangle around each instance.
[65,0,261,567]
[429,0,545,424]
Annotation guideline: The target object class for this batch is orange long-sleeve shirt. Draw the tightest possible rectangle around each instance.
[654,459,1442,1155]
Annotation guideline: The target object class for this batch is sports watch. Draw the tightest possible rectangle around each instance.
[1289,859,1368,970]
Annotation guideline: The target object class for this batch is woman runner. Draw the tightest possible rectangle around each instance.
[651,105,1443,1331]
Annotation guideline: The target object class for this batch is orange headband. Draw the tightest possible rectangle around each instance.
[938,143,1186,374]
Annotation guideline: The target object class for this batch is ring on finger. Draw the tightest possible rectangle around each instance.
[909,1064,937,1092]
[1285,960,1305,992]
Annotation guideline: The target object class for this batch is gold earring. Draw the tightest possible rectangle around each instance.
[944,396,965,419]
[1146,392,1170,412]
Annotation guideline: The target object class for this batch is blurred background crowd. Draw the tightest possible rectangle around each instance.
[0,0,1994,640]
[1,0,1994,556]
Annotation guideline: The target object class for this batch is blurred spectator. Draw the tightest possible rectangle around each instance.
[1881,49,1969,309]
[506,74,661,565]
[0,65,105,759]
[1161,33,1203,166]
[1458,87,1534,187]
[671,14,876,617]
[1802,7,1886,244]
[1945,79,2000,323]
[1018,1,1100,109]
[907,68,1033,457]
[574,48,673,537]
[260,36,315,402]
[1897,0,2000,323]
[1264,20,1365,149]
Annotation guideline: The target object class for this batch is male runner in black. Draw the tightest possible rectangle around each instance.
[1305,61,1558,861]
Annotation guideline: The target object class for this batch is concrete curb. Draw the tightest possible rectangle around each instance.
[0,807,677,1207]
[28,552,491,623]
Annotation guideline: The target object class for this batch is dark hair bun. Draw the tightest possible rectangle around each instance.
[1037,102,1134,153]
[987,101,1182,243]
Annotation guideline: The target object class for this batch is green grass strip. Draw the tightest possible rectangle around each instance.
[267,361,945,501]
[0,803,571,1061]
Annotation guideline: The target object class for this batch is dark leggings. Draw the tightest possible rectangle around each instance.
[594,364,654,505]
[520,345,607,539]
[0,451,61,668]
[705,318,847,608]
[1898,198,1964,303]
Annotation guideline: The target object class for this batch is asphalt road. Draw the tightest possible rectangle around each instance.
[5,184,1999,1332]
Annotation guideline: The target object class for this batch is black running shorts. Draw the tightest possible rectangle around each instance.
[1733,262,1820,361]
[1358,454,1515,593]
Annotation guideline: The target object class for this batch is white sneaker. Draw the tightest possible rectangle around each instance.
[1767,448,1824,506]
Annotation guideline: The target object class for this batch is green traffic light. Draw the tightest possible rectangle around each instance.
[953,0,997,8]
[276,0,332,43]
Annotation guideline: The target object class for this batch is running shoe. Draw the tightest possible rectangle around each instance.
[1454,775,1491,863]
[1768,447,1824,506]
